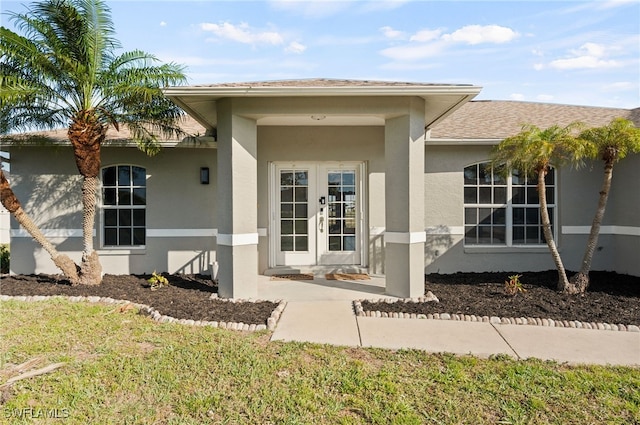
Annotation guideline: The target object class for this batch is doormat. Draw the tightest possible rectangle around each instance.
[325,273,370,281]
[270,274,315,281]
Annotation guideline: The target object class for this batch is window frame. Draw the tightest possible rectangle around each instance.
[100,164,147,249]
[463,161,557,248]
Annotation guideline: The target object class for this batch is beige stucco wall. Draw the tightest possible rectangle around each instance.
[8,145,217,275]
[257,125,385,273]
[7,138,639,278]
[423,145,639,276]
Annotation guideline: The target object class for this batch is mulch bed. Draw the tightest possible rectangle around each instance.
[0,274,277,325]
[1,270,639,327]
[362,271,640,326]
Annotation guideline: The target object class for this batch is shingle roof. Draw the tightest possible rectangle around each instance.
[429,100,638,140]
[186,78,474,89]
[2,96,637,145]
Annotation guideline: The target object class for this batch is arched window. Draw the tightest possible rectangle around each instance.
[463,162,555,246]
[101,165,146,247]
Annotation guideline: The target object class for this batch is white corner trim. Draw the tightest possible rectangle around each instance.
[384,231,427,244]
[217,232,260,246]
[562,226,640,237]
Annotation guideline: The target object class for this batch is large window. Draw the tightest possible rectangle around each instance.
[101,165,146,247]
[463,162,555,246]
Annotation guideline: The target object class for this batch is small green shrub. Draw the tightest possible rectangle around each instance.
[147,271,169,290]
[0,244,9,274]
[504,274,526,296]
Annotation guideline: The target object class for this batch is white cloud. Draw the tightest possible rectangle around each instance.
[380,42,446,61]
[380,24,518,62]
[441,25,519,45]
[200,22,284,45]
[380,26,406,40]
[510,93,525,101]
[546,42,622,70]
[410,29,442,43]
[285,41,307,54]
[160,21,167,27]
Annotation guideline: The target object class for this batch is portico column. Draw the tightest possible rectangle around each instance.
[216,99,258,299]
[384,98,426,298]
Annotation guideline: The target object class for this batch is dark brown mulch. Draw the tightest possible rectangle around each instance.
[2,270,639,327]
[362,270,640,326]
[0,274,278,325]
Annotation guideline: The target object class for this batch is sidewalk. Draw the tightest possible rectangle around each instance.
[260,276,640,367]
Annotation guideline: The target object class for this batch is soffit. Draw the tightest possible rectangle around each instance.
[163,79,482,131]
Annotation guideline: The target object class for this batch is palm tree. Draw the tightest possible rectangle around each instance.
[491,123,593,291]
[566,118,640,294]
[0,0,187,284]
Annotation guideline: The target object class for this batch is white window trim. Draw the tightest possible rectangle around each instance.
[99,164,147,250]
[463,162,557,248]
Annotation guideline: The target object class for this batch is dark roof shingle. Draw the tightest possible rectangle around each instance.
[430,100,637,140]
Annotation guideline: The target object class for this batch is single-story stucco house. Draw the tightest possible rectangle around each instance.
[3,79,639,298]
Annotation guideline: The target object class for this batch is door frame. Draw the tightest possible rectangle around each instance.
[268,161,368,269]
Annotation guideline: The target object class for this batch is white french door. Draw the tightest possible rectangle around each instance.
[271,162,364,267]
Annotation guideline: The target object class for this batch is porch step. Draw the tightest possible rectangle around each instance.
[263,266,369,277]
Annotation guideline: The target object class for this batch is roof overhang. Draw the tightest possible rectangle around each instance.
[163,83,482,133]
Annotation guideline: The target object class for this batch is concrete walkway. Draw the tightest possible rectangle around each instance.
[260,275,640,367]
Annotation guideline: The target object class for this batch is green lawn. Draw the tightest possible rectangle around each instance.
[1,299,638,424]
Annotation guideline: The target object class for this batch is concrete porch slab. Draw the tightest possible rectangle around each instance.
[257,274,391,301]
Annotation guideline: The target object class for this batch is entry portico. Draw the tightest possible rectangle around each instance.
[164,79,481,298]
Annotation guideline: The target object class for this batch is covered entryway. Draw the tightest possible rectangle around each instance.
[164,79,481,299]
[270,162,366,268]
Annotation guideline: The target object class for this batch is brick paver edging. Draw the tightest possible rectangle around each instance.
[353,299,640,332]
[0,294,287,332]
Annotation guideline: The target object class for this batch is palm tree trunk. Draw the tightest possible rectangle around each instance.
[568,159,614,293]
[0,170,80,283]
[77,175,102,285]
[537,169,570,291]
[69,110,104,285]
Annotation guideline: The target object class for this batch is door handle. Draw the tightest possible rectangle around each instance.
[319,216,324,233]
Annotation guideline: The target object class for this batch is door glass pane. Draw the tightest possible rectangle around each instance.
[280,170,308,252]
[295,236,308,251]
[294,219,307,234]
[294,204,307,218]
[281,203,293,218]
[343,236,356,251]
[329,236,342,251]
[281,236,293,251]
[325,170,357,253]
[295,171,308,185]
[281,220,293,234]
[280,172,294,186]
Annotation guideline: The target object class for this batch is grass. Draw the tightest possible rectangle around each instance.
[1,299,639,424]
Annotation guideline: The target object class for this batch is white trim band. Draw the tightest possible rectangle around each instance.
[148,229,217,237]
[384,231,427,244]
[562,226,640,237]
[217,232,260,246]
[11,229,86,237]
[426,225,465,235]
[11,228,269,239]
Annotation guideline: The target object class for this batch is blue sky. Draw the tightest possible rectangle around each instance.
[2,0,639,108]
